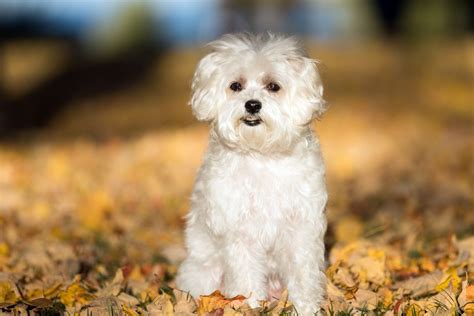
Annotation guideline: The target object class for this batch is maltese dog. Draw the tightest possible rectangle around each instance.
[176,33,328,315]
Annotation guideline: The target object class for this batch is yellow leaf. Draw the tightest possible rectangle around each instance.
[0,281,20,304]
[378,287,393,309]
[44,282,63,299]
[122,304,139,316]
[0,243,9,257]
[197,291,246,314]
[25,281,63,300]
[436,268,462,296]
[59,277,94,307]
[326,260,341,280]
[405,303,423,316]
[367,248,385,261]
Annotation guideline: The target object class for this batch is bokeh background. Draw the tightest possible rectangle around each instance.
[0,0,473,314]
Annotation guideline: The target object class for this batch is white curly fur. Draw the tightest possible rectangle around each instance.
[176,33,328,315]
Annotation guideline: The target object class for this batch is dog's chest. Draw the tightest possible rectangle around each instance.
[203,154,320,240]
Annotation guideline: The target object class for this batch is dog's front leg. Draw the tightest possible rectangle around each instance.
[176,223,224,297]
[279,227,327,316]
[222,237,267,307]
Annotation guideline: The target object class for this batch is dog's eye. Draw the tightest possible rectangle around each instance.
[229,82,243,92]
[266,82,280,92]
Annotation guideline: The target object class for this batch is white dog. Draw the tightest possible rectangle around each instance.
[176,33,328,315]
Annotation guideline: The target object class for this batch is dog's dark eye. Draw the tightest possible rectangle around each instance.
[266,82,280,92]
[230,82,243,92]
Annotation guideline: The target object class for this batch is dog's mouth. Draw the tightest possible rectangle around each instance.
[241,115,263,126]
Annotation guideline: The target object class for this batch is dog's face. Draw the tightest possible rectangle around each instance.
[190,34,325,153]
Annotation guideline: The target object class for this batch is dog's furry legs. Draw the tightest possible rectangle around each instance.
[176,225,223,297]
[277,228,326,315]
[222,237,268,307]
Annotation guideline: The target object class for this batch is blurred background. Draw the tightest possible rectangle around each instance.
[0,0,472,136]
[0,0,472,270]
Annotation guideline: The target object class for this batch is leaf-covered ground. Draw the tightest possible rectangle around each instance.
[0,41,473,315]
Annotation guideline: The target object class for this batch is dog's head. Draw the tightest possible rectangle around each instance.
[190,33,326,154]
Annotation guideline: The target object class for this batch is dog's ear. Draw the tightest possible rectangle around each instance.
[294,56,326,119]
[189,52,222,122]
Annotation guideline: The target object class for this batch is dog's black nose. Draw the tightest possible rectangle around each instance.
[245,100,262,114]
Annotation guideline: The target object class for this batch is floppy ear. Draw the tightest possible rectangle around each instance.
[297,57,326,119]
[189,52,222,122]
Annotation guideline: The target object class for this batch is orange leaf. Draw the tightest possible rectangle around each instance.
[197,291,246,314]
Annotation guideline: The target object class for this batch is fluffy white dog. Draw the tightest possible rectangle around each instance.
[176,33,328,315]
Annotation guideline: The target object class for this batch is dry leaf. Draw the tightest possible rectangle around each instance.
[394,270,443,297]
[350,256,387,289]
[173,289,197,314]
[118,292,140,307]
[95,269,124,297]
[197,291,246,314]
[333,267,357,291]
[59,276,95,308]
[458,282,474,315]
[25,298,53,308]
[147,293,174,314]
[354,289,378,311]
[81,297,121,316]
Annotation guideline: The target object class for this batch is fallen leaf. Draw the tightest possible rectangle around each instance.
[173,289,197,314]
[436,267,462,297]
[122,303,139,316]
[117,292,140,307]
[95,269,124,297]
[333,267,357,291]
[81,297,121,315]
[59,276,95,308]
[350,256,387,289]
[393,270,443,297]
[405,302,423,316]
[378,287,393,309]
[147,293,174,314]
[458,282,474,315]
[0,281,20,304]
[354,289,378,311]
[197,291,246,314]
[24,298,53,308]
